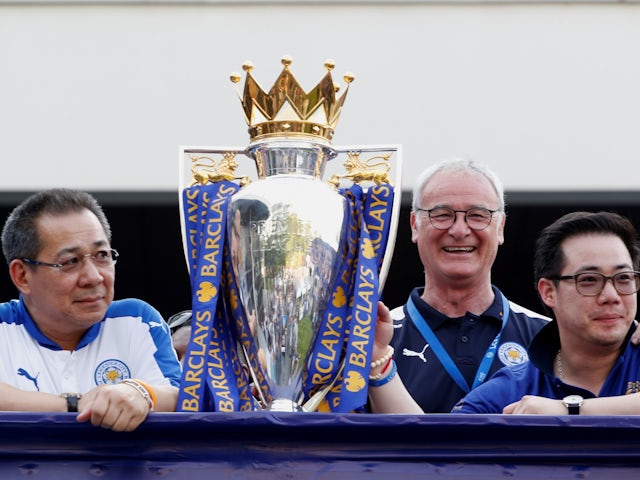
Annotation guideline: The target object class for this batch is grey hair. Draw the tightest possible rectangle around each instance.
[411,157,506,213]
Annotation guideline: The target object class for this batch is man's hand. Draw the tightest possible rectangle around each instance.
[76,383,152,432]
[372,301,394,361]
[503,395,566,415]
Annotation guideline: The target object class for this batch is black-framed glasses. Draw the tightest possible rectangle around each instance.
[21,249,119,274]
[415,207,499,231]
[549,271,640,296]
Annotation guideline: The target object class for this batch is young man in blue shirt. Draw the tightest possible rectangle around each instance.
[370,211,640,415]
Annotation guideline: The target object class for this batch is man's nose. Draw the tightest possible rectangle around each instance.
[449,211,470,232]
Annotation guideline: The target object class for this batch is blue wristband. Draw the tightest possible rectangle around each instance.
[368,360,397,387]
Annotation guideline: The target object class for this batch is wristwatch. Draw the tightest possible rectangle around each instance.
[61,393,82,412]
[562,395,584,415]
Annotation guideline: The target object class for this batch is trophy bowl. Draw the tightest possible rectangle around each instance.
[227,140,347,411]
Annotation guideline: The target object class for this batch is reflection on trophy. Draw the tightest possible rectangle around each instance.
[177,56,401,412]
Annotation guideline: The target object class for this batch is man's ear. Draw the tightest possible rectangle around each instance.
[9,260,32,295]
[496,212,506,246]
[537,277,556,309]
[410,212,419,244]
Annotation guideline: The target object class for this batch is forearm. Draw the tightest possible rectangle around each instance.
[368,375,424,414]
[0,382,67,412]
[368,302,424,414]
[152,384,179,412]
[580,393,640,415]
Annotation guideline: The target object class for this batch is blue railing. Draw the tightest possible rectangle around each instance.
[1,412,639,478]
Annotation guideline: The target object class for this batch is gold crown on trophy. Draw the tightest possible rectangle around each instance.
[230,55,354,144]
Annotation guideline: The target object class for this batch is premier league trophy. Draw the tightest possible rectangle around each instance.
[177,56,402,412]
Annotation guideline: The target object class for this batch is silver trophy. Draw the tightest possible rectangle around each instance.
[178,56,401,412]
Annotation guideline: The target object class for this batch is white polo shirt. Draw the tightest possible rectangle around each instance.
[0,297,181,394]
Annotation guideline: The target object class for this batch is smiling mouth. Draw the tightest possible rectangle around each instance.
[443,247,475,253]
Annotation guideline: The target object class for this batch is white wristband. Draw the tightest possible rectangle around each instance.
[120,379,154,411]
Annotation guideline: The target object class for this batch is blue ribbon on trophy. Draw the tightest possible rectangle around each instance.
[178,181,241,411]
[301,187,358,411]
[304,183,394,412]
[177,56,401,412]
[339,183,394,412]
[178,184,216,411]
[179,179,272,412]
[221,242,271,409]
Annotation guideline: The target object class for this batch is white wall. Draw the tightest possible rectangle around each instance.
[1,1,639,193]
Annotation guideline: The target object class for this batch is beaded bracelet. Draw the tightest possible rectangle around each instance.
[370,345,394,369]
[369,356,393,381]
[369,345,395,381]
[368,360,397,387]
[121,379,155,411]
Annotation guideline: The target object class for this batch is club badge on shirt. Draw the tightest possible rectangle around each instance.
[95,359,131,384]
[498,342,529,366]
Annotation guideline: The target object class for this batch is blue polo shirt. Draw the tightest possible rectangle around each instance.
[452,321,640,413]
[390,286,549,413]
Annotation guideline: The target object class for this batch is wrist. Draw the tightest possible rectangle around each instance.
[120,379,156,411]
[369,360,398,388]
[60,392,82,412]
[369,345,394,380]
[562,395,584,415]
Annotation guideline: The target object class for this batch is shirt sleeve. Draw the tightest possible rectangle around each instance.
[451,363,531,414]
[106,299,182,388]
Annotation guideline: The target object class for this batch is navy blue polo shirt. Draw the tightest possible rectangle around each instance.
[390,286,549,413]
[452,321,640,414]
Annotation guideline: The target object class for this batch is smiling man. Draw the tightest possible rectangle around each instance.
[369,210,640,416]
[451,210,640,415]
[378,158,549,413]
[0,189,181,431]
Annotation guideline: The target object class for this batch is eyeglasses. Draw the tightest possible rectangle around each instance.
[167,310,192,334]
[21,249,119,274]
[415,207,499,231]
[549,271,640,296]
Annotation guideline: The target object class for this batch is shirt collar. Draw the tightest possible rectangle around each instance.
[410,285,505,330]
[528,319,636,376]
[19,295,102,351]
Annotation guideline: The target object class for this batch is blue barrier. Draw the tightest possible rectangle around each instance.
[1,412,639,478]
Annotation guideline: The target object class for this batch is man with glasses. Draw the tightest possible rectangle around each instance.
[480,210,640,414]
[0,189,181,431]
[369,210,640,415]
[375,158,549,413]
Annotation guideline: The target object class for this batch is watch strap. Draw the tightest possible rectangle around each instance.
[563,395,583,415]
[61,393,81,412]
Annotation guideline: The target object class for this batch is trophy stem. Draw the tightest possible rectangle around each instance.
[247,139,336,179]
